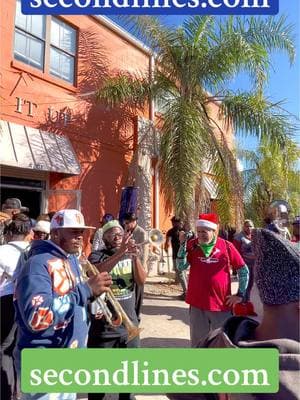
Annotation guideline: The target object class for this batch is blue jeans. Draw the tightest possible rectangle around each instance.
[173,258,187,294]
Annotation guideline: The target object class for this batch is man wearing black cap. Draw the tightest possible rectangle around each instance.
[1,198,29,218]
[1,199,29,246]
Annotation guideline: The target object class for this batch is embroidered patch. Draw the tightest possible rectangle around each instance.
[31,295,44,307]
[54,318,71,330]
[48,258,75,295]
[29,307,53,331]
[53,296,71,314]
[54,214,64,226]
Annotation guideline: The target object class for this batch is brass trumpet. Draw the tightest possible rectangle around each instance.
[79,255,142,342]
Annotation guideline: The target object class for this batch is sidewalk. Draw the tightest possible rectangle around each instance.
[135,275,189,400]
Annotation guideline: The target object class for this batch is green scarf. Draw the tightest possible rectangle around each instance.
[199,238,216,257]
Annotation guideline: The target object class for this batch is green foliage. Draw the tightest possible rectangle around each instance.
[96,15,296,224]
[241,138,300,226]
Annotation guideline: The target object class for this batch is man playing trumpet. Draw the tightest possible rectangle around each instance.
[87,220,147,400]
[14,209,112,400]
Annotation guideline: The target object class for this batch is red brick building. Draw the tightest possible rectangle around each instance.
[0,2,236,241]
[0,1,161,230]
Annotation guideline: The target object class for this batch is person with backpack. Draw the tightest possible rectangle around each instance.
[0,213,33,400]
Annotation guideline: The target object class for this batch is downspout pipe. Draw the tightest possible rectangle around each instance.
[150,54,159,230]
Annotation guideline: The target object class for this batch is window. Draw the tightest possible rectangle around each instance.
[14,0,77,85]
[50,18,76,84]
[14,0,45,70]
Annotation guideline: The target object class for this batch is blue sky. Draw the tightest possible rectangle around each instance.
[111,0,299,151]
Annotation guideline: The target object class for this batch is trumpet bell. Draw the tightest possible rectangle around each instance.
[148,229,164,247]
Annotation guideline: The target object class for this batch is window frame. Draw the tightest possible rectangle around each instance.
[14,8,46,72]
[48,16,77,84]
[13,3,78,87]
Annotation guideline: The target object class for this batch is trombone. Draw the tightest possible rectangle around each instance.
[79,255,141,342]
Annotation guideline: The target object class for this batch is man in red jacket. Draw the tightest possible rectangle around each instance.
[177,213,249,347]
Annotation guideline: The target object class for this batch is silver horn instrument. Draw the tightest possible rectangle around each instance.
[139,228,164,248]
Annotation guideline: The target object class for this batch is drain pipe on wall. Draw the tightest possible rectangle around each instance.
[150,54,159,230]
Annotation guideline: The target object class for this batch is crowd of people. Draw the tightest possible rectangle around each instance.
[0,197,299,400]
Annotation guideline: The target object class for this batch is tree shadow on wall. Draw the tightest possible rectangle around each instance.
[38,27,138,223]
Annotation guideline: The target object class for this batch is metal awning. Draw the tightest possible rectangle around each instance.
[0,120,81,175]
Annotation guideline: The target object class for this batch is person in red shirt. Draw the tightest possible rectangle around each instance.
[177,213,249,347]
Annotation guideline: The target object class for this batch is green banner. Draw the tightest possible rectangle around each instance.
[21,348,278,393]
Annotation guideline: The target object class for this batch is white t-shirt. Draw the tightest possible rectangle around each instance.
[0,241,29,297]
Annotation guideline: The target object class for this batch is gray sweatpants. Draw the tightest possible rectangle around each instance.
[190,306,232,348]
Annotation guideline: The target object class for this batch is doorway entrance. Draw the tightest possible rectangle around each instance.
[1,176,45,219]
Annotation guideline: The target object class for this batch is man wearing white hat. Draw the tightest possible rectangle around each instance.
[14,209,112,400]
[32,220,51,240]
[177,213,249,347]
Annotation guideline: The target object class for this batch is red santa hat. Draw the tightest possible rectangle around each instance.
[195,213,219,230]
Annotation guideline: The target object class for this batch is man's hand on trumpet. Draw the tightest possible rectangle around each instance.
[119,232,140,257]
[87,271,112,297]
[127,238,140,258]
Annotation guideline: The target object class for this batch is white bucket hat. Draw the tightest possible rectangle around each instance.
[33,220,50,234]
[50,209,95,230]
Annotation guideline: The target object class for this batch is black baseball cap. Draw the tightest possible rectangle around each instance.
[2,198,29,212]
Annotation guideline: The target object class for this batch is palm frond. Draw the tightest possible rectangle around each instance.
[221,92,294,146]
[244,16,296,65]
[159,98,208,219]
[95,15,297,225]
[96,72,151,110]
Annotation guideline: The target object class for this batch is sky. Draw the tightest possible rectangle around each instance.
[110,0,300,152]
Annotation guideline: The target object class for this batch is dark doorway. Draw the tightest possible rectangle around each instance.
[0,188,42,219]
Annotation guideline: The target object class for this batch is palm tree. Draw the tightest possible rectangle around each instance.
[241,137,300,226]
[96,15,296,224]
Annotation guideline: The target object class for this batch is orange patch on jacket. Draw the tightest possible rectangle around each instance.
[47,258,75,295]
[29,307,54,331]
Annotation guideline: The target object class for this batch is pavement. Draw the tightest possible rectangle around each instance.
[79,274,263,400]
